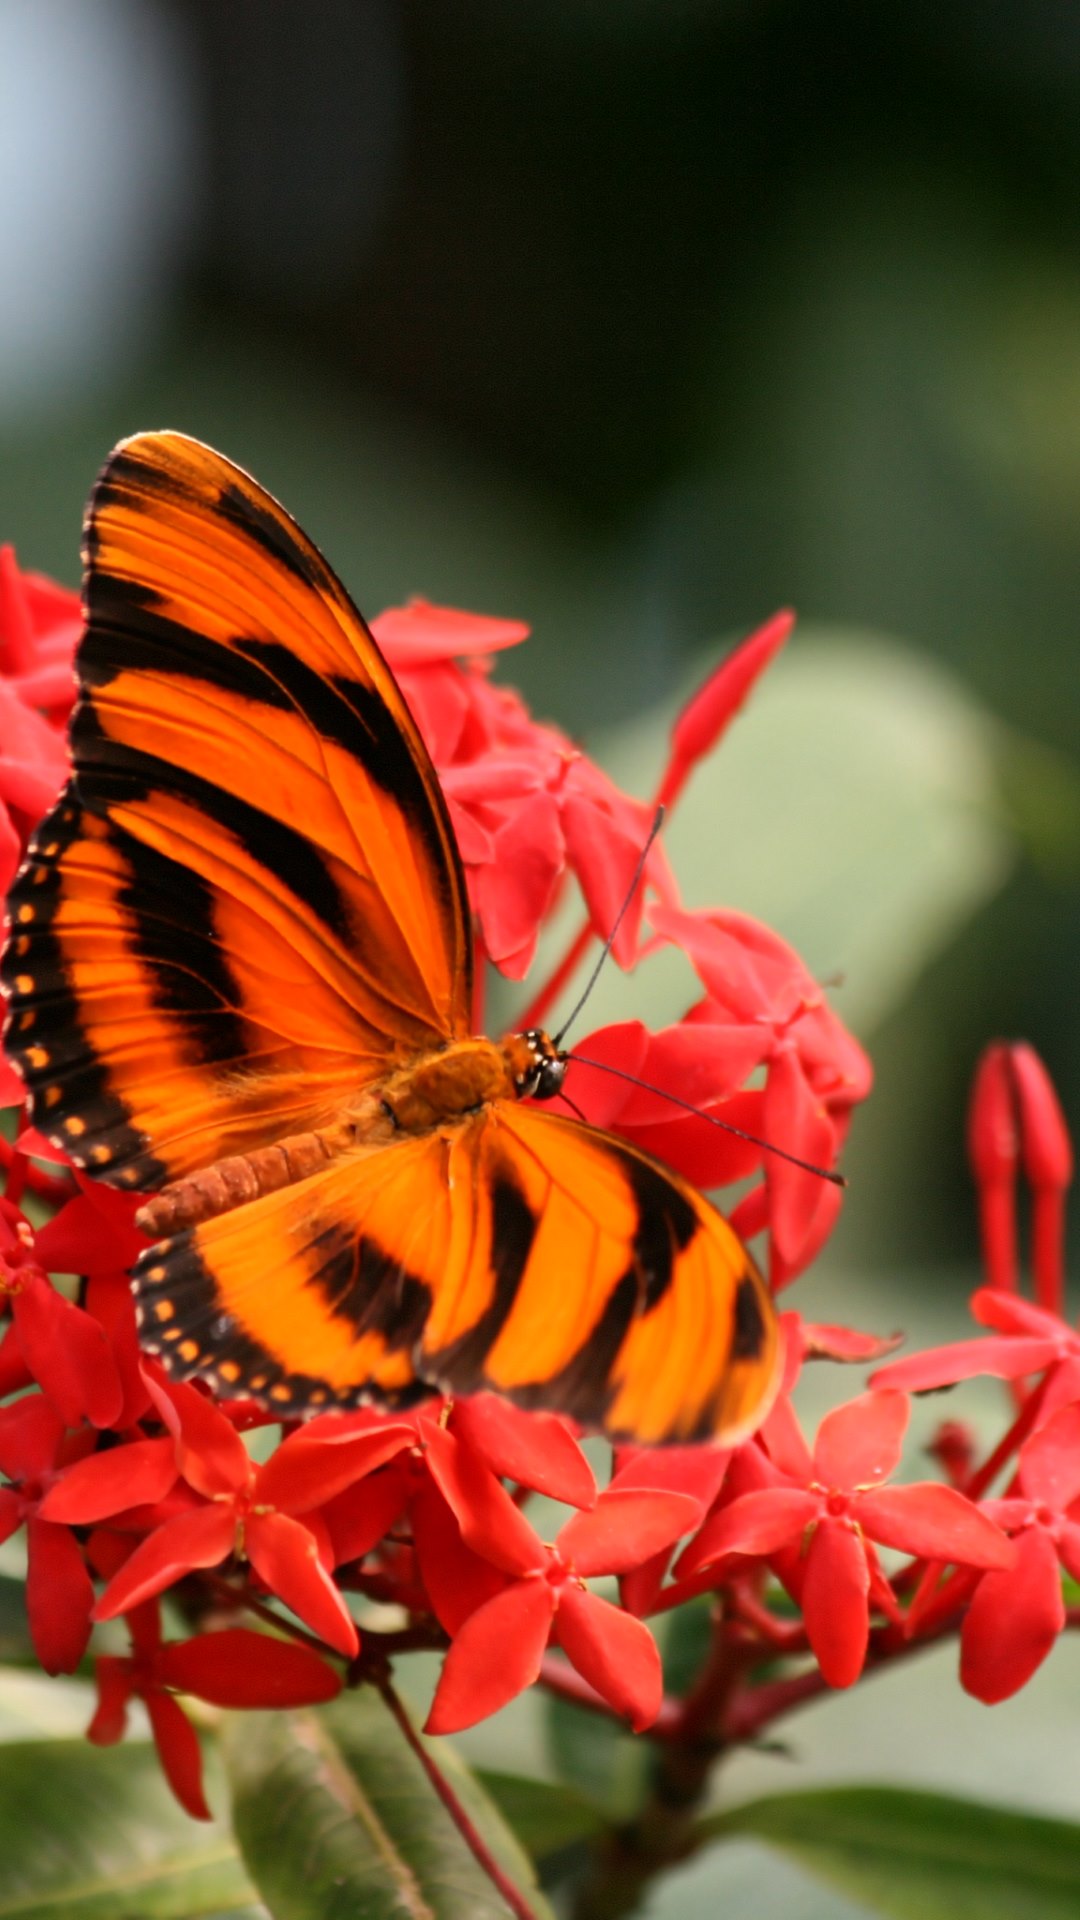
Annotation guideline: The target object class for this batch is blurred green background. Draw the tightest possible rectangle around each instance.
[3,4,1080,1907]
[4,0,1080,1273]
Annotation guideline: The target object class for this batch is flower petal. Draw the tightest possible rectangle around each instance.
[472,791,563,975]
[255,1423,414,1515]
[856,1483,1016,1570]
[560,1488,703,1578]
[801,1519,870,1688]
[425,1578,556,1734]
[450,1395,596,1508]
[14,1275,122,1429]
[813,1390,908,1492]
[246,1510,359,1658]
[26,1517,94,1674]
[40,1437,178,1524]
[556,1585,663,1731]
[322,1464,412,1569]
[158,1628,342,1706]
[1018,1404,1080,1511]
[144,1372,250,1498]
[872,1336,1060,1392]
[676,1488,818,1577]
[410,1478,510,1636]
[422,1423,546,1577]
[94,1505,236,1619]
[371,600,528,666]
[146,1690,212,1820]
[0,1391,65,1480]
[960,1526,1064,1704]
[763,1049,839,1270]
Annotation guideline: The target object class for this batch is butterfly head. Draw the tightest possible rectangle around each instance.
[506,1029,568,1103]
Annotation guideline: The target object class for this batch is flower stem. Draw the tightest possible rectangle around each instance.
[373,1667,544,1920]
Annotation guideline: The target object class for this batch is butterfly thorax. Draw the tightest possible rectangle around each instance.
[379,1029,567,1132]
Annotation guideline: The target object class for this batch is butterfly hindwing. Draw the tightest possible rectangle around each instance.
[2,432,472,1188]
[133,1103,780,1445]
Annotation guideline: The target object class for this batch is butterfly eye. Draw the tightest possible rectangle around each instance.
[532,1055,568,1101]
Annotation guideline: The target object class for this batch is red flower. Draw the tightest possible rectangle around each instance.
[0,1393,95,1673]
[0,546,79,897]
[559,909,871,1283]
[89,1600,341,1819]
[371,598,678,978]
[92,1377,415,1655]
[960,1402,1080,1702]
[424,1424,702,1733]
[0,1222,122,1430]
[0,546,81,711]
[678,1390,1014,1687]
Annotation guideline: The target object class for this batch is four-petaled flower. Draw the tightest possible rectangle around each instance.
[84,1376,416,1656]
[423,1420,703,1732]
[678,1390,1015,1686]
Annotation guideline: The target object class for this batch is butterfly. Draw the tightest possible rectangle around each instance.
[0,432,780,1445]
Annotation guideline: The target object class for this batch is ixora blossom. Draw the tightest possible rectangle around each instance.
[1,540,1079,1894]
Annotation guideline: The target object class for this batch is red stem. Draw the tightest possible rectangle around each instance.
[375,1671,544,1920]
[724,1602,966,1744]
[964,1374,1049,1502]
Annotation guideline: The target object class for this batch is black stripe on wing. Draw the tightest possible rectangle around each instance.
[133,1228,432,1416]
[72,700,358,949]
[2,797,168,1187]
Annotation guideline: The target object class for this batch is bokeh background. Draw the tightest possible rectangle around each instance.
[2,4,1080,1909]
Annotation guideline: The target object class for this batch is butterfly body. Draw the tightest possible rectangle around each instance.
[1,432,780,1445]
[134,1029,563,1238]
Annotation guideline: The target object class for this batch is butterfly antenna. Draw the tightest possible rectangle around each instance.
[553,805,665,1048]
[566,1054,847,1188]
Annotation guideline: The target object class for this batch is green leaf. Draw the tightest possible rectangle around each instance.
[476,1770,603,1862]
[222,1689,556,1919]
[703,1785,1080,1920]
[0,1737,261,1919]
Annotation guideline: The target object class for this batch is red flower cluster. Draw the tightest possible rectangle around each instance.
[1,548,1076,1828]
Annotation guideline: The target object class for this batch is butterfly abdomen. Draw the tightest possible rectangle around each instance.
[135,1115,363,1237]
[132,1035,529,1236]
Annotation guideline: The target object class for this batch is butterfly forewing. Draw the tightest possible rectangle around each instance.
[2,433,472,1187]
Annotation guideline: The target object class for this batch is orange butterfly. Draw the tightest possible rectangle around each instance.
[1,433,779,1445]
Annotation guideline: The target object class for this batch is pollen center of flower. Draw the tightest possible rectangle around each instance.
[825,1490,851,1518]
